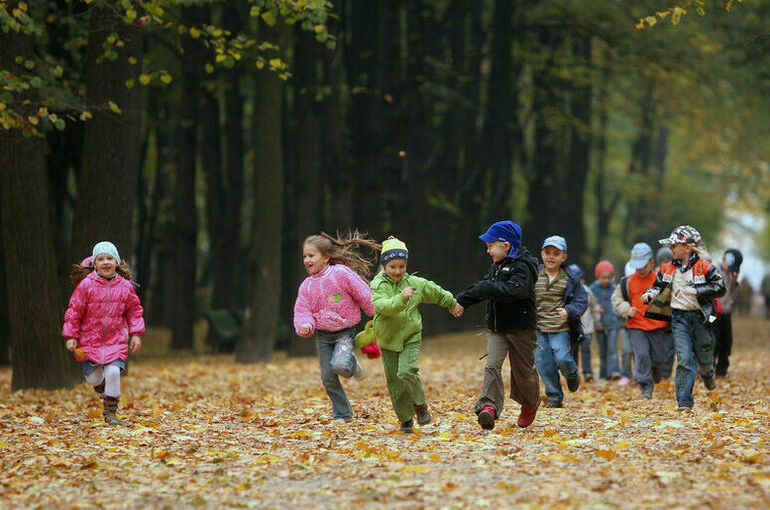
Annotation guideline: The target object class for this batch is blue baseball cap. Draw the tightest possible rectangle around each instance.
[542,235,567,252]
[628,242,653,270]
[479,220,521,258]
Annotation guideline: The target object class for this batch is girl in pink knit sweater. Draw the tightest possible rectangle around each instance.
[293,231,380,422]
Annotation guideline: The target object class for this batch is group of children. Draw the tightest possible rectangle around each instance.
[63,221,739,429]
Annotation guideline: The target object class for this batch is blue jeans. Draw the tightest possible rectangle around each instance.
[317,329,356,420]
[619,327,634,378]
[595,329,621,379]
[671,310,715,408]
[661,330,675,379]
[570,333,594,376]
[535,331,578,403]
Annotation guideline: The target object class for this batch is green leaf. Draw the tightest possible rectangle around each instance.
[125,79,135,89]
[108,101,122,114]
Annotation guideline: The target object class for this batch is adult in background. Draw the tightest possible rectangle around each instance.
[713,249,742,377]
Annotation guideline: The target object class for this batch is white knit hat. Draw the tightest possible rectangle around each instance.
[92,241,121,265]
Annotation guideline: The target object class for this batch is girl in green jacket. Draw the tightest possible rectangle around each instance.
[371,236,464,432]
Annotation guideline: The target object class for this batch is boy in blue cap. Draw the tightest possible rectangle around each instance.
[456,220,541,429]
[534,235,587,408]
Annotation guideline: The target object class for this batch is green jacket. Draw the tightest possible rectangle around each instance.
[370,271,457,352]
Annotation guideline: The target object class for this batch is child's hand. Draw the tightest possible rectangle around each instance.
[130,336,142,354]
[641,293,651,304]
[299,324,312,337]
[556,307,568,321]
[65,338,77,351]
[402,287,414,299]
[628,307,638,318]
[449,303,464,318]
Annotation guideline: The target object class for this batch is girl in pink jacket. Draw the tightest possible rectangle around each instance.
[63,241,145,425]
[293,231,379,422]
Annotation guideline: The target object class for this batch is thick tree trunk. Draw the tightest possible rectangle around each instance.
[563,37,592,267]
[0,205,10,365]
[287,27,322,358]
[70,3,143,265]
[171,11,203,350]
[237,22,289,363]
[0,15,75,389]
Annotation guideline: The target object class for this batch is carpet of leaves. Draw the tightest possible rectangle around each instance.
[1,317,769,509]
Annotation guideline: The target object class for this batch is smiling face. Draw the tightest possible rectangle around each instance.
[303,243,330,274]
[94,253,118,278]
[486,241,510,263]
[541,246,567,272]
[384,259,407,281]
[670,243,693,262]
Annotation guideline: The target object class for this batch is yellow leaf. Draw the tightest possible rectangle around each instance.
[205,64,215,74]
[80,111,92,121]
[256,60,265,70]
[595,449,617,460]
[189,27,201,39]
[128,57,138,65]
[657,10,670,19]
[139,74,151,85]
[160,74,172,84]
[645,16,657,27]
[269,58,283,69]
[27,116,38,126]
[617,439,629,449]
[108,101,122,114]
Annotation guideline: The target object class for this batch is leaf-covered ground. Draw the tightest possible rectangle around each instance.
[1,317,768,509]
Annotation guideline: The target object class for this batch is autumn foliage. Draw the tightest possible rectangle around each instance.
[1,317,768,507]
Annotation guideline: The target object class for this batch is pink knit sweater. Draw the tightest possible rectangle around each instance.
[293,263,375,337]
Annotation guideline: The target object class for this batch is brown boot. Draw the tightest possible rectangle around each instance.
[414,404,432,426]
[103,396,124,426]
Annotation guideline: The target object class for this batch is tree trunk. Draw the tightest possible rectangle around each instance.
[563,37,592,267]
[237,21,289,363]
[70,3,144,265]
[171,9,203,350]
[0,13,75,389]
[287,27,322,358]
[0,205,10,365]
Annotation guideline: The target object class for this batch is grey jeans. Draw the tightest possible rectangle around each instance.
[627,328,667,393]
[475,329,540,417]
[317,329,356,420]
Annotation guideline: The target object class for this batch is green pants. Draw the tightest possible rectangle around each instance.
[381,341,426,423]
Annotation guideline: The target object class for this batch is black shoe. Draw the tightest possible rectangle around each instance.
[545,400,563,408]
[702,374,716,391]
[651,367,662,384]
[642,389,653,399]
[477,405,496,430]
[414,404,432,426]
[676,405,692,412]
[400,419,413,433]
[567,375,580,392]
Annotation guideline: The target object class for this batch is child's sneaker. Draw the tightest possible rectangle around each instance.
[642,388,653,399]
[566,374,580,392]
[353,357,365,380]
[545,399,563,408]
[477,405,496,430]
[400,419,413,433]
[702,374,716,391]
[517,405,537,428]
[414,404,432,426]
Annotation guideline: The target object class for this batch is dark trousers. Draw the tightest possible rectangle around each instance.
[713,313,733,376]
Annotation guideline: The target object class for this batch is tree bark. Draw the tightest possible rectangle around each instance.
[237,21,289,363]
[170,8,203,350]
[0,13,75,389]
[70,2,143,266]
[0,204,10,365]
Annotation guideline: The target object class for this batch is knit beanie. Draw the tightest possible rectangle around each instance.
[92,241,121,265]
[381,236,408,265]
[594,260,615,279]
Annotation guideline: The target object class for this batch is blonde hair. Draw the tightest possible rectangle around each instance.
[304,231,381,281]
[70,260,133,286]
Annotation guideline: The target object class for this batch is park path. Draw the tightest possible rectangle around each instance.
[1,317,768,508]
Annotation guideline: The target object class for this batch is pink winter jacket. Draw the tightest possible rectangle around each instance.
[62,272,145,365]
[293,263,375,337]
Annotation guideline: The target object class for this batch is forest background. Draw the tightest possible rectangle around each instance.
[1,0,769,390]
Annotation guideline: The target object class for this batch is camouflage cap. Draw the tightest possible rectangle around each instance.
[658,225,702,246]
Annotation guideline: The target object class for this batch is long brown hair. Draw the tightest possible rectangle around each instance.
[70,260,133,286]
[304,231,381,281]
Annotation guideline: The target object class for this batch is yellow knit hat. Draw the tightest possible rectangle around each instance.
[381,236,408,265]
